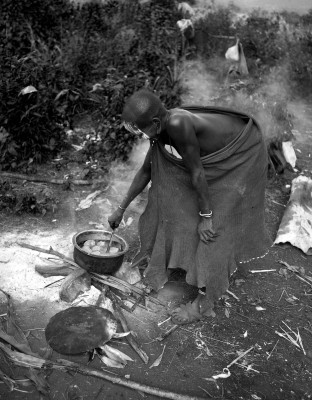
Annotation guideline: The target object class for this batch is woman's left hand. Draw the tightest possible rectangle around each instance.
[198,218,218,243]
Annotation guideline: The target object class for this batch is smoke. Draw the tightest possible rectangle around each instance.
[180,55,312,144]
[91,139,150,229]
[181,58,221,104]
[107,139,149,200]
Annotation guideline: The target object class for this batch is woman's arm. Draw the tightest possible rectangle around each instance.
[167,115,217,243]
[108,147,152,229]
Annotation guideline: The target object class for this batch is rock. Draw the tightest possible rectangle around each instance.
[59,269,91,303]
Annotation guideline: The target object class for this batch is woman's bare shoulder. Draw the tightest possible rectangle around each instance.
[167,108,194,129]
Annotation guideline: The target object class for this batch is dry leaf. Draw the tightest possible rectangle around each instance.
[20,86,37,95]
[149,345,166,369]
[98,354,125,369]
[113,332,131,339]
[285,297,298,305]
[75,191,102,211]
[100,344,134,364]
[225,308,230,318]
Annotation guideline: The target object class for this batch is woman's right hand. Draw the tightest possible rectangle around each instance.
[108,208,124,229]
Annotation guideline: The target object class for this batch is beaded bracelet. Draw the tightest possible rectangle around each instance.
[118,205,126,211]
[199,210,212,218]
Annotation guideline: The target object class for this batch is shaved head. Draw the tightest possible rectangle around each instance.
[121,89,165,129]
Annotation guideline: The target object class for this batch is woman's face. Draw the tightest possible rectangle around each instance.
[124,120,158,140]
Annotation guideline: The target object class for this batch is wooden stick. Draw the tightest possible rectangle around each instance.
[0,343,206,400]
[106,231,114,253]
[226,346,254,369]
[91,273,166,307]
[156,325,179,342]
[35,264,73,277]
[0,172,107,186]
[18,243,80,270]
[19,242,166,308]
[105,290,149,365]
[0,329,39,358]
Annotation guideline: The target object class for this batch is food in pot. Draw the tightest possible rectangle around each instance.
[80,239,122,255]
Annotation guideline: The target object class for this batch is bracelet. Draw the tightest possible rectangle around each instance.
[199,210,212,218]
[118,205,126,211]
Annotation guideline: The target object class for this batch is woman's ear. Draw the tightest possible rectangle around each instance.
[152,117,161,133]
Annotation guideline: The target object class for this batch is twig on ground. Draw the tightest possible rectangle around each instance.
[158,317,171,327]
[278,260,312,287]
[278,289,286,302]
[304,327,312,336]
[180,328,237,346]
[44,278,65,288]
[275,321,306,355]
[156,325,179,342]
[226,290,239,301]
[226,347,254,369]
[267,340,279,359]
[198,386,213,398]
[249,269,276,273]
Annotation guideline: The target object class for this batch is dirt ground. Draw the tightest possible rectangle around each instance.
[1,90,312,399]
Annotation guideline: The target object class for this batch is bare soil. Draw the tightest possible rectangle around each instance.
[1,99,312,400]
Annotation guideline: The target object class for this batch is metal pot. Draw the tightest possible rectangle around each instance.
[72,230,129,275]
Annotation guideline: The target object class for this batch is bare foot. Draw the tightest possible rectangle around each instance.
[171,295,203,325]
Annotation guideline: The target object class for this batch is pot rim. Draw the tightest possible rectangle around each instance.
[72,230,129,258]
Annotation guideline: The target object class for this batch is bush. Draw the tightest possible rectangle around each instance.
[0,0,184,171]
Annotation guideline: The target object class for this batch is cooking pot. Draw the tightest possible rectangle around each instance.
[72,230,129,274]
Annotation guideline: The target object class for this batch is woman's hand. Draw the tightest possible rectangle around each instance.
[198,218,218,243]
[108,208,124,229]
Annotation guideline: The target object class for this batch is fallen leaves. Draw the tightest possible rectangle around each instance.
[97,344,134,368]
[149,345,166,369]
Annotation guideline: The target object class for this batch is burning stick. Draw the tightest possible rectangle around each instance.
[19,243,166,308]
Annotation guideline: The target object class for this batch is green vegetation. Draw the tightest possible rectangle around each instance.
[0,0,311,177]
